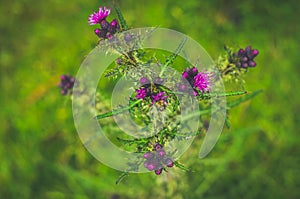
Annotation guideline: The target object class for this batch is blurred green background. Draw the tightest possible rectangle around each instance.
[1,0,299,198]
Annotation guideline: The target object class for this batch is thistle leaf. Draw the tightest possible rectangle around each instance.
[95,99,142,119]
[227,89,263,108]
[159,37,187,76]
[116,172,129,184]
[114,4,128,30]
[197,90,247,100]
[225,115,231,129]
[174,161,190,172]
[165,37,187,66]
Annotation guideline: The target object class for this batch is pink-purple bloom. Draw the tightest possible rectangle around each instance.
[233,46,259,68]
[136,88,147,99]
[182,71,189,78]
[155,168,163,175]
[110,19,119,29]
[193,72,214,93]
[182,67,214,95]
[140,77,149,84]
[88,7,111,25]
[152,92,168,104]
[58,75,75,95]
[142,143,174,175]
[164,158,174,167]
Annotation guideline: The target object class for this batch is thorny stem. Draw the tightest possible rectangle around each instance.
[95,99,142,119]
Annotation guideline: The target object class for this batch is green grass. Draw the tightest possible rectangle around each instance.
[1,0,299,198]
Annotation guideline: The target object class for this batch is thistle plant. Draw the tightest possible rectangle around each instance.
[58,74,75,95]
[59,4,261,184]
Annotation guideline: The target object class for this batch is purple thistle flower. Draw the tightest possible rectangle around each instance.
[94,28,101,35]
[238,49,245,55]
[155,168,163,175]
[233,46,259,69]
[136,88,147,99]
[178,83,187,92]
[110,19,118,27]
[88,7,111,25]
[248,60,256,67]
[164,158,174,167]
[153,143,163,151]
[191,67,198,74]
[193,72,214,93]
[107,33,114,40]
[147,163,155,171]
[108,19,120,33]
[61,89,68,95]
[182,71,189,78]
[251,49,259,57]
[100,19,110,30]
[143,152,154,159]
[242,63,248,68]
[156,150,166,159]
[182,67,199,83]
[140,77,149,84]
[152,92,168,104]
[182,67,215,95]
[94,28,107,38]
[58,75,76,95]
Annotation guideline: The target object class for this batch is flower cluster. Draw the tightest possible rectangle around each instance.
[143,143,174,175]
[152,92,168,105]
[136,87,147,100]
[58,75,75,95]
[88,7,120,39]
[232,46,259,68]
[135,77,168,107]
[179,67,214,95]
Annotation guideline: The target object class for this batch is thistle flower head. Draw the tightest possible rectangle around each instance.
[110,19,120,30]
[153,143,163,151]
[193,72,214,93]
[233,46,259,68]
[155,168,163,175]
[140,77,149,84]
[182,67,198,80]
[58,75,75,95]
[136,87,147,99]
[146,162,155,171]
[142,144,174,175]
[152,92,168,104]
[88,7,111,25]
[164,158,174,167]
[143,152,154,159]
[182,67,214,95]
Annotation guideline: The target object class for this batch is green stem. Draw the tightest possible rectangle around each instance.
[198,90,247,98]
[159,37,187,77]
[174,161,190,172]
[116,172,129,184]
[95,99,142,119]
[227,89,262,108]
